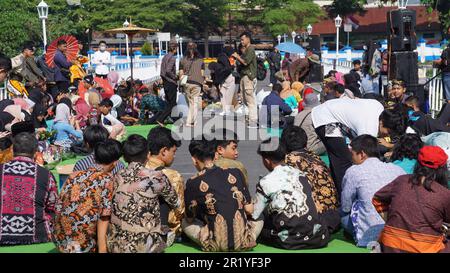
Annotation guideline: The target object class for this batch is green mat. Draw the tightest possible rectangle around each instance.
[0,230,368,253]
[0,125,349,254]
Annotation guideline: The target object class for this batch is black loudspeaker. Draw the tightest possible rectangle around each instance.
[387,9,417,51]
[308,63,323,83]
[309,35,321,54]
[389,51,418,84]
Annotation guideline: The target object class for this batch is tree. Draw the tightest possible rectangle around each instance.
[325,0,367,19]
[237,0,323,38]
[421,0,450,31]
[140,41,153,55]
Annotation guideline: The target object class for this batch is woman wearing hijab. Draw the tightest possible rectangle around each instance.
[52,97,83,149]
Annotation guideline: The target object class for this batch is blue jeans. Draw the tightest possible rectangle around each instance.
[443,72,450,101]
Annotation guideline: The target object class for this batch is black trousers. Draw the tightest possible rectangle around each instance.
[269,67,278,85]
[156,80,178,124]
[315,125,353,197]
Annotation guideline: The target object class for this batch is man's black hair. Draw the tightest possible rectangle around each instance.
[240,31,252,40]
[99,98,113,108]
[280,126,308,153]
[94,139,122,165]
[99,40,107,46]
[352,60,361,65]
[334,83,346,95]
[83,125,110,150]
[57,40,67,46]
[213,129,239,151]
[139,87,150,94]
[350,134,380,158]
[0,53,12,72]
[147,127,181,155]
[257,137,286,163]
[405,95,420,108]
[379,104,409,140]
[189,136,216,161]
[22,41,35,52]
[123,134,149,164]
[272,83,283,94]
[13,132,38,157]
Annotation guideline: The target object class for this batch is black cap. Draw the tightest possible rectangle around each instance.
[22,41,36,52]
[134,79,143,85]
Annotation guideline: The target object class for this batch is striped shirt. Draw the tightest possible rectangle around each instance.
[73,154,125,175]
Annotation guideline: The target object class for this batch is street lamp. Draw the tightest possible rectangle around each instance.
[307,24,313,36]
[123,19,130,60]
[335,15,342,69]
[37,0,49,49]
[180,37,183,57]
[291,31,297,43]
[398,0,408,9]
[277,35,282,45]
[175,34,180,59]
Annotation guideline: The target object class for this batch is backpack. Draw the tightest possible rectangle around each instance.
[256,57,267,81]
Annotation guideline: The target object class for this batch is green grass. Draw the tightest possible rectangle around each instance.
[0,230,368,253]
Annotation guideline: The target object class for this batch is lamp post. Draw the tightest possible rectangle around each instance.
[398,0,408,9]
[37,1,49,50]
[283,33,288,43]
[175,34,180,59]
[123,19,130,60]
[334,15,342,69]
[291,31,297,43]
[180,37,183,58]
[277,35,281,45]
[307,24,313,36]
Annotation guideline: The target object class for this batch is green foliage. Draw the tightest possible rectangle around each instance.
[140,41,153,55]
[420,0,450,30]
[238,0,323,37]
[325,0,367,18]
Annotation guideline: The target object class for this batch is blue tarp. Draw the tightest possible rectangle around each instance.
[275,42,306,54]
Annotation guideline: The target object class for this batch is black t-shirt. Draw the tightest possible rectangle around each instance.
[410,111,449,136]
[441,47,450,73]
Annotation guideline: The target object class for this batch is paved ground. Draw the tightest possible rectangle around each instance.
[171,75,274,194]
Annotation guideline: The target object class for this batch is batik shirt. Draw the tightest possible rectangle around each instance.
[253,165,329,250]
[139,94,166,120]
[341,158,406,247]
[185,165,256,252]
[54,166,114,253]
[0,157,58,246]
[146,157,185,236]
[285,150,339,213]
[107,162,180,253]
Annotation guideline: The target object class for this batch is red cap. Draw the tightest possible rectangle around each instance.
[418,146,448,169]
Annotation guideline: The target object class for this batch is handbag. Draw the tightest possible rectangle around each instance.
[180,59,194,87]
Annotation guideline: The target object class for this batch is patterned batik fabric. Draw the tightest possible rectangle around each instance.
[146,157,185,236]
[253,165,330,250]
[0,157,58,246]
[185,165,257,252]
[107,162,180,253]
[285,150,339,213]
[53,167,114,253]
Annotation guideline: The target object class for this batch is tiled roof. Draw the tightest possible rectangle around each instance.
[310,6,440,35]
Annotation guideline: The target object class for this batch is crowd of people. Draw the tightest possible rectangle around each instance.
[0,33,449,254]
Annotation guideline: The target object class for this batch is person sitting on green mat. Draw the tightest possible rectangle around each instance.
[182,136,263,252]
[0,133,58,246]
[281,126,341,234]
[73,125,125,175]
[213,129,249,186]
[391,134,423,174]
[253,137,330,250]
[107,135,180,253]
[146,127,184,243]
[53,139,122,253]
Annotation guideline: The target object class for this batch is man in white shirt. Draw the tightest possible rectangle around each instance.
[92,41,111,78]
[311,98,384,195]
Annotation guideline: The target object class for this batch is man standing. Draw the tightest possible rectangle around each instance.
[92,41,111,78]
[436,42,450,103]
[54,40,74,94]
[0,133,58,246]
[267,47,281,87]
[233,32,258,128]
[0,54,12,84]
[157,42,178,125]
